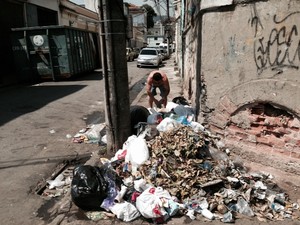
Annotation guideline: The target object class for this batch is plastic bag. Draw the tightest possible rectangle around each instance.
[122,135,137,151]
[85,123,105,143]
[156,117,180,132]
[109,201,141,222]
[130,105,150,135]
[71,165,108,211]
[173,105,195,117]
[172,96,189,105]
[100,164,123,211]
[134,178,152,192]
[166,101,179,112]
[136,187,178,223]
[110,148,127,161]
[136,187,169,219]
[175,115,190,125]
[125,132,149,172]
[236,197,254,217]
[122,186,141,203]
[47,174,65,189]
[100,175,119,211]
[147,113,163,125]
[189,121,205,132]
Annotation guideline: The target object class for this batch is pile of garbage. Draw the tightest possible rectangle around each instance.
[140,125,216,200]
[138,125,299,222]
[68,101,300,223]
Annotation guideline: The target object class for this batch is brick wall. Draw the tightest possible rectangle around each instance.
[210,100,300,174]
[232,104,300,159]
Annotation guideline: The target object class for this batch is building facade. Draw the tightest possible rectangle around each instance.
[128,3,147,49]
[146,35,164,48]
[0,0,98,86]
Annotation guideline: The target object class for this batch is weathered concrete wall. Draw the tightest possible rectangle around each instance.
[181,0,300,174]
[181,2,202,111]
[202,0,300,117]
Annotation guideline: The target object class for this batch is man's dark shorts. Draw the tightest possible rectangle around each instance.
[151,85,167,97]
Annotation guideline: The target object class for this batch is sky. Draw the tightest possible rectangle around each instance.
[70,0,84,5]
[70,0,173,16]
[70,0,153,6]
[123,0,174,16]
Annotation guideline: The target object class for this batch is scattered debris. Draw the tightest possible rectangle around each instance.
[85,211,115,221]
[72,123,105,144]
[45,102,300,223]
[47,174,65,190]
[111,124,300,223]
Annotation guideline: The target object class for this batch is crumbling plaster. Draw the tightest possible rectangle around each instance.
[180,0,300,173]
[181,0,300,123]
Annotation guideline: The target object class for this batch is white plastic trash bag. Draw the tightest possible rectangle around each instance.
[123,135,138,150]
[136,187,177,221]
[156,117,180,132]
[111,148,128,161]
[109,201,141,222]
[166,101,179,112]
[47,174,65,189]
[134,178,152,192]
[189,121,205,132]
[125,133,149,172]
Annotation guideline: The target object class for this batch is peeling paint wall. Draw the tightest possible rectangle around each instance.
[180,0,201,111]
[180,0,300,173]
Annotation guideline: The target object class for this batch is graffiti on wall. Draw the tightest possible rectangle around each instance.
[251,6,300,74]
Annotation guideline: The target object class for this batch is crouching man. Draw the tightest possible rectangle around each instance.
[146,70,170,108]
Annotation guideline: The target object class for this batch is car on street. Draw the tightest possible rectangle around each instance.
[136,48,161,68]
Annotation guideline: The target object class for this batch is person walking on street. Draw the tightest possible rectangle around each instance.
[146,70,170,108]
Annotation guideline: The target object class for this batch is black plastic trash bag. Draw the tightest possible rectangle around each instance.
[99,164,123,210]
[172,96,189,105]
[71,165,108,211]
[130,105,150,135]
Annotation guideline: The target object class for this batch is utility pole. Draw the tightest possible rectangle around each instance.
[166,0,170,56]
[98,0,131,153]
[166,0,170,21]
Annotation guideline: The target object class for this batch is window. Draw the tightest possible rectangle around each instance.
[140,49,157,55]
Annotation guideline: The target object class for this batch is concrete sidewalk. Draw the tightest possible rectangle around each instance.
[131,54,183,108]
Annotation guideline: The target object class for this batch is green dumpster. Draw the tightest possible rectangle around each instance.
[11,25,100,81]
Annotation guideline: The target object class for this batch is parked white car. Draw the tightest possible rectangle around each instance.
[136,48,161,68]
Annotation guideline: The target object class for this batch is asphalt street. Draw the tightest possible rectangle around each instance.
[0,59,153,225]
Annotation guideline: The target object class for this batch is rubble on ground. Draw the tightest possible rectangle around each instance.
[137,125,300,222]
[43,102,300,224]
[140,125,217,200]
[72,123,106,144]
